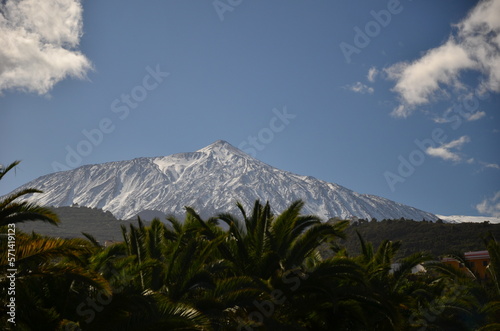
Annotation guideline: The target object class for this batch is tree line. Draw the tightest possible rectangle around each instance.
[340,218,500,258]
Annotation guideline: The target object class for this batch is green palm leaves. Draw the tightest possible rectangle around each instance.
[0,231,111,329]
[0,161,59,227]
[218,200,348,278]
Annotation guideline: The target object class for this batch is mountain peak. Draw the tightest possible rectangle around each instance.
[196,140,248,158]
[208,140,232,148]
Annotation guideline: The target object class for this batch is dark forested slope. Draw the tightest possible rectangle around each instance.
[339,219,500,258]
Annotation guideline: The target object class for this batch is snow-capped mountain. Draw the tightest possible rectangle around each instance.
[9,140,438,221]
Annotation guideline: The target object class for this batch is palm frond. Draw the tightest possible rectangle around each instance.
[82,232,102,248]
[0,201,59,226]
[0,160,21,181]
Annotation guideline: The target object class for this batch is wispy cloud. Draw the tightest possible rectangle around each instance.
[346,82,374,94]
[480,162,500,170]
[385,0,500,117]
[425,135,470,162]
[0,0,92,95]
[367,67,378,83]
[432,107,455,124]
[432,108,486,123]
[476,191,500,217]
[433,118,450,124]
[467,111,486,121]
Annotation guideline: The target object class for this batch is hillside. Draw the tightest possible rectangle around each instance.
[16,206,131,242]
[339,218,500,258]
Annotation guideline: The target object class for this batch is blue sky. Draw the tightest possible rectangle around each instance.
[1,0,499,217]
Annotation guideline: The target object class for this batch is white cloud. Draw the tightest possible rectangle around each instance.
[476,191,500,217]
[425,135,470,162]
[432,107,454,123]
[467,111,486,121]
[0,0,92,95]
[481,162,500,170]
[367,67,378,82]
[432,118,449,124]
[385,0,500,117]
[346,82,374,94]
[432,103,485,124]
[426,147,460,162]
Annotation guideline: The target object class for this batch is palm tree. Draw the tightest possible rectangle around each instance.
[85,213,241,330]
[61,216,217,330]
[350,232,437,330]
[214,200,359,329]
[0,231,110,329]
[0,161,59,226]
[217,200,348,279]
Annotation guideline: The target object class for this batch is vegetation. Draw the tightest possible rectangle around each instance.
[2,162,500,330]
[341,218,500,258]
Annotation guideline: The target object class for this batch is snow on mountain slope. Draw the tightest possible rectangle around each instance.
[437,215,500,224]
[9,140,438,221]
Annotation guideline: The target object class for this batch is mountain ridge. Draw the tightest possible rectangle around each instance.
[8,140,438,221]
